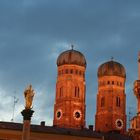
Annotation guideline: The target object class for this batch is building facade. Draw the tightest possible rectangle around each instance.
[95,60,126,133]
[0,121,131,140]
[0,122,103,140]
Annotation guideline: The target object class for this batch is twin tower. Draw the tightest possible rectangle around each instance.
[53,48,126,133]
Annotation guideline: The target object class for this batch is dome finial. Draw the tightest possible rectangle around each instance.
[71,44,74,50]
[111,56,114,61]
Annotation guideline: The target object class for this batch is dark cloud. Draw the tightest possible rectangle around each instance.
[0,0,139,127]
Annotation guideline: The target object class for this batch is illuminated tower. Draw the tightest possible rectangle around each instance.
[53,47,86,129]
[95,60,126,133]
[133,52,140,128]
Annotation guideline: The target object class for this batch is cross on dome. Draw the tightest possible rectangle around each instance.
[71,44,74,50]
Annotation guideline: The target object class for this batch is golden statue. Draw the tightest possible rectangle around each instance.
[24,85,35,109]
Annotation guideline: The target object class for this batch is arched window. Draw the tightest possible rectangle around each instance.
[77,87,80,97]
[112,81,114,85]
[116,97,121,107]
[70,69,73,74]
[101,97,105,107]
[75,87,80,98]
[108,81,110,85]
[75,87,77,97]
[60,87,63,97]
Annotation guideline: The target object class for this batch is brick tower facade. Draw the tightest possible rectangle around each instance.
[53,47,86,129]
[132,52,140,129]
[95,60,126,133]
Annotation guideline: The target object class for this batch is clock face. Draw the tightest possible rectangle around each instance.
[115,119,123,129]
[56,109,62,120]
[73,110,82,120]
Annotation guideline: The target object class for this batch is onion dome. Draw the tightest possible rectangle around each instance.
[98,60,126,78]
[57,47,86,67]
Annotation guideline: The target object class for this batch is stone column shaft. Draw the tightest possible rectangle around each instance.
[21,109,34,140]
[22,120,31,140]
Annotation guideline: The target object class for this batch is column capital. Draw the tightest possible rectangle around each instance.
[21,109,34,121]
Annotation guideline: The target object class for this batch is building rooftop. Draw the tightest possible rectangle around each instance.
[0,121,132,140]
[98,60,126,78]
[57,49,86,67]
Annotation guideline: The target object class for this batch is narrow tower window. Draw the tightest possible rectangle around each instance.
[75,87,77,97]
[116,97,121,107]
[75,87,80,98]
[77,87,80,97]
[70,69,73,74]
[101,97,105,107]
[60,87,63,97]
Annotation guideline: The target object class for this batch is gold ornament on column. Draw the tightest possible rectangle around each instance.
[24,85,35,109]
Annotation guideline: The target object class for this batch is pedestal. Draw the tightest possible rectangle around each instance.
[21,109,34,140]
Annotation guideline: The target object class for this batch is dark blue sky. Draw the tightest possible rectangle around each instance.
[0,0,139,128]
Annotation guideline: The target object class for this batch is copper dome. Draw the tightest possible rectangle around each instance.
[98,60,126,78]
[57,49,86,67]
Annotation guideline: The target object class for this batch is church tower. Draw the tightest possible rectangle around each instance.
[95,60,126,133]
[53,46,86,129]
[133,52,140,128]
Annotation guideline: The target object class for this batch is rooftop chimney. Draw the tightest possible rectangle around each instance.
[40,121,45,127]
[88,125,93,131]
